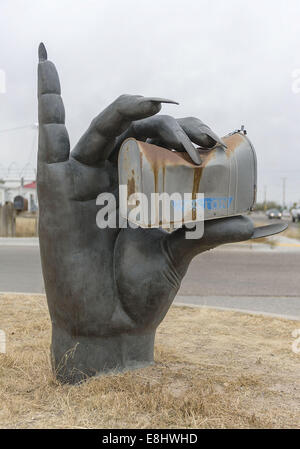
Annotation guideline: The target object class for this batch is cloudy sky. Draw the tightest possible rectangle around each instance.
[0,0,300,204]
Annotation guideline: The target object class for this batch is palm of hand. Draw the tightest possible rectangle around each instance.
[39,154,181,337]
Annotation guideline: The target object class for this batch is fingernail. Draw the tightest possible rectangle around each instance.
[147,97,179,105]
[38,43,47,62]
[189,148,202,165]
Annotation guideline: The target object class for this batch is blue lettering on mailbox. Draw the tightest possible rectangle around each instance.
[171,197,233,211]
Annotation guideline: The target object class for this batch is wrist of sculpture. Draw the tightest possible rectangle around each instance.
[50,325,156,384]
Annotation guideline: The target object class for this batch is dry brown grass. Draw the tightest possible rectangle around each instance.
[282,225,300,240]
[0,293,299,429]
[15,216,37,237]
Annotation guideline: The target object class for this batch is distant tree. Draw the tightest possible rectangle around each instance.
[254,201,282,211]
[291,202,300,210]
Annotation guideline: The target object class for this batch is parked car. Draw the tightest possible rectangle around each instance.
[266,209,282,219]
[291,205,300,222]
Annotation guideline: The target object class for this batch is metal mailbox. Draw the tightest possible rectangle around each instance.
[13,195,28,212]
[118,131,257,229]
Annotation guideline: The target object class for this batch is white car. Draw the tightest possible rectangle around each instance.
[291,205,300,222]
[282,209,291,218]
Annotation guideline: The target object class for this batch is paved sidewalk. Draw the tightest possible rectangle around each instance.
[174,295,300,321]
[0,238,39,247]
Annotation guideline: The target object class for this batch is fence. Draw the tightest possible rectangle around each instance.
[0,203,38,237]
[0,202,16,236]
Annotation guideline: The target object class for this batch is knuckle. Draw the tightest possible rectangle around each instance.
[116,94,129,101]
[185,116,198,123]
[158,114,176,125]
[115,94,132,106]
[116,94,142,102]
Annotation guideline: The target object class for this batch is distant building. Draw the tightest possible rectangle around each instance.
[0,178,37,212]
[23,181,38,212]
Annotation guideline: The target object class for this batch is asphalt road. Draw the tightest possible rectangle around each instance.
[0,245,44,294]
[0,242,299,319]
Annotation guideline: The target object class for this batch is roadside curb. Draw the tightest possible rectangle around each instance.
[174,302,300,322]
[1,291,299,322]
[0,238,39,247]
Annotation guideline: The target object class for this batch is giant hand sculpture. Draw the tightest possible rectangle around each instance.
[37,44,285,383]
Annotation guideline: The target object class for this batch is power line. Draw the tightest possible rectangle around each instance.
[0,162,36,179]
[0,124,38,134]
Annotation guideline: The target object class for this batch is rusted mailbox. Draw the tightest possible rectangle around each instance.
[118,131,257,228]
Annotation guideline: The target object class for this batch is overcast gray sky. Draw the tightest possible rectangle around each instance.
[0,0,300,204]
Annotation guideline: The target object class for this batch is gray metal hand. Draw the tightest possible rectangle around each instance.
[37,44,276,383]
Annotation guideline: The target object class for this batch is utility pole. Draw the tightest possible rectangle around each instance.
[281,177,286,210]
[264,185,267,211]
